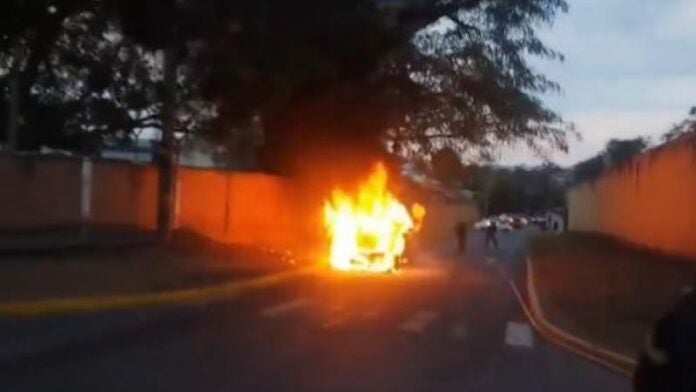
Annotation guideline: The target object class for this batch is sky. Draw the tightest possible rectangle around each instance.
[499,0,696,167]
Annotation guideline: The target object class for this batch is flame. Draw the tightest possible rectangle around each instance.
[323,163,425,273]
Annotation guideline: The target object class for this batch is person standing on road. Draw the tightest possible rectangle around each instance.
[455,221,468,254]
[485,220,498,249]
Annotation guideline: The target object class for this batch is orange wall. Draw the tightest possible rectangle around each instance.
[567,135,696,260]
[0,153,321,253]
[177,168,322,257]
[0,154,82,229]
[89,161,158,229]
[0,154,451,262]
[417,200,479,246]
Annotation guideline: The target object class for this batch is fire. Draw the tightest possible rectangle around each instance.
[323,163,425,273]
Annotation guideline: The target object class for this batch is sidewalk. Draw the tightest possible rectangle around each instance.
[0,231,299,302]
[529,233,696,359]
[0,231,310,364]
[0,226,156,253]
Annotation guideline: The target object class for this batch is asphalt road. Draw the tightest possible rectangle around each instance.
[1,229,631,391]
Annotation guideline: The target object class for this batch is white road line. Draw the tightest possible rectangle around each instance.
[399,310,439,334]
[260,298,312,318]
[505,321,534,348]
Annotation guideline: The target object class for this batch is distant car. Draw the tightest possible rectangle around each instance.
[498,223,513,232]
[530,216,547,230]
[474,219,492,230]
[498,214,513,224]
[511,216,526,229]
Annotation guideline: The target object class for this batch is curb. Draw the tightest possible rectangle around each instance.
[0,268,314,318]
[500,258,636,377]
[525,257,636,376]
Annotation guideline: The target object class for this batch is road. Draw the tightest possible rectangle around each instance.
[1,229,631,391]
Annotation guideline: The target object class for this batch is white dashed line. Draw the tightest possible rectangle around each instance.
[505,321,534,348]
[260,298,312,318]
[399,310,439,334]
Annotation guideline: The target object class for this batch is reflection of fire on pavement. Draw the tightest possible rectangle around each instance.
[323,162,425,273]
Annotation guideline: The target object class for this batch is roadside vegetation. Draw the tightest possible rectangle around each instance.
[0,232,297,301]
[531,232,696,358]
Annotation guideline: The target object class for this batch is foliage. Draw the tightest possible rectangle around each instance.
[383,0,571,161]
[484,164,566,215]
[573,155,605,184]
[572,137,647,184]
[662,106,696,143]
[1,0,570,166]
[604,137,647,167]
[430,147,464,187]
[0,1,221,152]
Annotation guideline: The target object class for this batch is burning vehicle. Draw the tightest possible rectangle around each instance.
[323,163,425,273]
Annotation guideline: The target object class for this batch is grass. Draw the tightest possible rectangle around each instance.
[0,231,298,302]
[531,232,696,358]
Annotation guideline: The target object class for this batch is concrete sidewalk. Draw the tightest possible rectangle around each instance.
[0,226,156,254]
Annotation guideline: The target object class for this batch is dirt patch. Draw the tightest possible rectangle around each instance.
[0,231,300,302]
[531,232,696,358]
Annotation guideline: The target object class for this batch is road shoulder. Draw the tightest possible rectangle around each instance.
[527,232,696,375]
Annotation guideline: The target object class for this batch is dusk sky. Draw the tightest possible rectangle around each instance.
[499,0,696,167]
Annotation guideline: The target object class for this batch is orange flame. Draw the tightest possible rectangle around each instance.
[323,163,425,273]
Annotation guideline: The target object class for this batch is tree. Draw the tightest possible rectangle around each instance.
[480,164,566,215]
[486,175,521,215]
[571,137,647,184]
[662,106,696,143]
[573,155,604,184]
[430,147,464,187]
[115,0,221,239]
[460,163,490,192]
[1,0,92,149]
[2,0,571,236]
[169,0,571,176]
[381,0,571,161]
[604,137,647,168]
[4,0,571,163]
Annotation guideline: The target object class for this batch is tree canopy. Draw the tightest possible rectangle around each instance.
[482,164,565,215]
[662,106,696,143]
[571,137,648,184]
[1,0,570,172]
[430,147,464,187]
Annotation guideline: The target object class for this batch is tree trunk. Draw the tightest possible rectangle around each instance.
[157,46,177,241]
[5,46,22,150]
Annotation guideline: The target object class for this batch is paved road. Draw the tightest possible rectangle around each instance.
[1,229,631,391]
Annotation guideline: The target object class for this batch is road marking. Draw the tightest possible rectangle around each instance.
[505,321,534,348]
[260,298,311,318]
[399,310,439,334]
[449,323,469,340]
